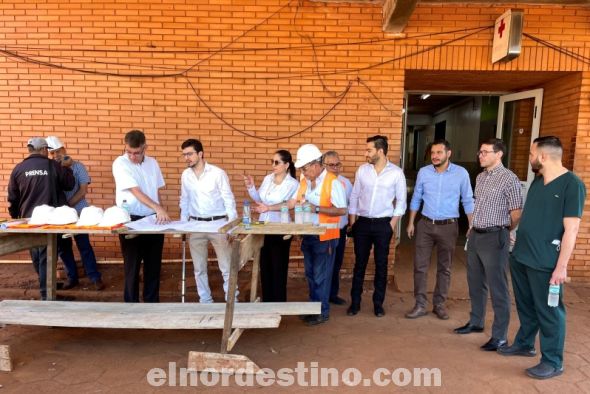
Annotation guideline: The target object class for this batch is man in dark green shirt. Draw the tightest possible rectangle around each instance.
[499,136,586,380]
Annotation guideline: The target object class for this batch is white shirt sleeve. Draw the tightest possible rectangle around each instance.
[392,169,407,217]
[112,157,138,191]
[330,179,348,209]
[218,170,237,221]
[348,168,361,215]
[179,171,189,222]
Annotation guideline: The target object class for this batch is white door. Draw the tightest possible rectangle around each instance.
[496,88,543,200]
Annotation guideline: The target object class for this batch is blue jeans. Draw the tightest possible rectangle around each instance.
[301,235,338,318]
[30,246,48,299]
[59,234,102,283]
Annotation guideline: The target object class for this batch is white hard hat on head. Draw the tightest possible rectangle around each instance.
[48,206,79,225]
[76,206,104,226]
[29,205,55,225]
[294,144,322,169]
[45,136,64,152]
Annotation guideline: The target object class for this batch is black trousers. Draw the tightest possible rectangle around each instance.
[260,234,292,302]
[330,226,348,300]
[119,233,164,303]
[350,217,393,308]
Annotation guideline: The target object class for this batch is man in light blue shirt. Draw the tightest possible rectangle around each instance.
[405,140,474,320]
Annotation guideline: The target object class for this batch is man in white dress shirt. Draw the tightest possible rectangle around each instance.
[112,129,171,303]
[180,139,238,303]
[347,135,407,317]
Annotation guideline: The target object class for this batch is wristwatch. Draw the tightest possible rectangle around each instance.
[315,206,320,214]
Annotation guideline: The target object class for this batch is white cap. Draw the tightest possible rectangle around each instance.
[29,205,55,225]
[47,206,79,225]
[27,137,48,150]
[45,136,64,152]
[76,206,104,226]
[294,144,323,169]
[98,206,131,227]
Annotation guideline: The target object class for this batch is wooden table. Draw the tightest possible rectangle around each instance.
[0,222,325,372]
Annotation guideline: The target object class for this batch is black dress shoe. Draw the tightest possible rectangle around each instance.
[481,338,507,351]
[526,362,563,379]
[497,344,537,357]
[454,322,484,334]
[330,296,347,305]
[347,304,360,316]
[61,279,79,290]
[374,305,385,317]
[305,315,329,326]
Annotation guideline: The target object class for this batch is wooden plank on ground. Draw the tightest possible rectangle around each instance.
[187,351,261,374]
[0,301,283,329]
[0,345,12,372]
[0,233,46,256]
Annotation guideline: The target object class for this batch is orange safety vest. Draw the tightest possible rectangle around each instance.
[296,171,340,241]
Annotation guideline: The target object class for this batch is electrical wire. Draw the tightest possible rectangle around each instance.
[523,33,590,65]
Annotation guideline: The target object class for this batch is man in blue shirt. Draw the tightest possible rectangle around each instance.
[405,139,474,320]
[46,136,104,291]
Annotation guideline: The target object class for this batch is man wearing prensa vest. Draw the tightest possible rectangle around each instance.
[290,144,347,326]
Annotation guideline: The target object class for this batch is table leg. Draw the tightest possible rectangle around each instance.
[220,240,240,354]
[46,233,57,301]
[249,235,262,302]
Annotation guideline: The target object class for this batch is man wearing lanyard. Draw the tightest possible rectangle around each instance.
[112,129,170,303]
[455,138,522,352]
[347,135,407,318]
[291,144,347,326]
[180,138,238,303]
[405,139,474,320]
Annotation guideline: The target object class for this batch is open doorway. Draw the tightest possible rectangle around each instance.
[401,93,501,245]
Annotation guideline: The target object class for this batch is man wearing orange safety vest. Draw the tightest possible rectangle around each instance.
[290,144,348,326]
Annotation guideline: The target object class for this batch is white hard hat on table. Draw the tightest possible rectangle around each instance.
[47,206,79,225]
[98,206,131,227]
[29,205,55,225]
[76,206,104,226]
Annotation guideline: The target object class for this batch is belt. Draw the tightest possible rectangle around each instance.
[357,216,392,223]
[472,226,508,233]
[421,215,457,225]
[130,215,146,221]
[189,215,227,222]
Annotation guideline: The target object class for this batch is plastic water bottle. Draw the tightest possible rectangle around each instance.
[280,201,289,224]
[294,203,303,224]
[242,200,251,230]
[303,202,312,224]
[121,199,130,214]
[548,284,560,307]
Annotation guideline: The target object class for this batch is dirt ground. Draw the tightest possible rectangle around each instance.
[0,244,589,393]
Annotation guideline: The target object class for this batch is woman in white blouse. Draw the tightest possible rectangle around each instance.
[244,150,299,302]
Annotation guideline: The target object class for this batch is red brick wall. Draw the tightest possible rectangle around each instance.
[540,73,582,170]
[0,1,589,280]
[571,72,590,280]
